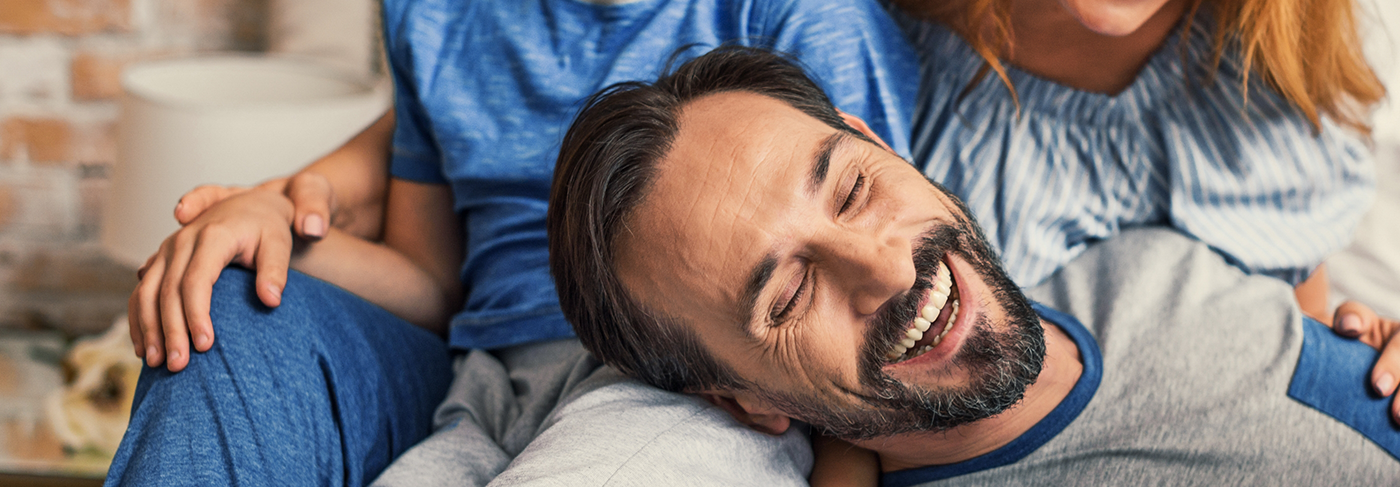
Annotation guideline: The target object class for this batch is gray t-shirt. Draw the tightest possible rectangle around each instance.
[887,228,1400,486]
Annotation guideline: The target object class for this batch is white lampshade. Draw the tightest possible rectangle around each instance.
[102,55,389,268]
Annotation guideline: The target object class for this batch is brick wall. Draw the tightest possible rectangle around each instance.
[0,0,267,335]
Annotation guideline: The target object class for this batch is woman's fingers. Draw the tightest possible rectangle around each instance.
[1334,301,1385,347]
[1378,332,1400,426]
[1334,301,1400,414]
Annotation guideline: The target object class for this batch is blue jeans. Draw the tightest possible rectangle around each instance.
[105,268,454,486]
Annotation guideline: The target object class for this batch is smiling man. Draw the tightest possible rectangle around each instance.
[548,46,1400,484]
[605,89,1085,462]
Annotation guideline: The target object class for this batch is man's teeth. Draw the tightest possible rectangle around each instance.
[930,263,952,308]
[885,262,958,362]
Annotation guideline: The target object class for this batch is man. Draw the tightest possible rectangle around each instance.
[548,46,1400,484]
[109,1,914,485]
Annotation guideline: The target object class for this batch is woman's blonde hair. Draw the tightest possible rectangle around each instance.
[895,0,1386,135]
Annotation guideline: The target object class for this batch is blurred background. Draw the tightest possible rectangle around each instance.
[0,0,1395,485]
[0,1,379,485]
[1365,0,1400,144]
[0,0,380,335]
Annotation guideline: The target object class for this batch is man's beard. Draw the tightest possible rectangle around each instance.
[756,187,1045,440]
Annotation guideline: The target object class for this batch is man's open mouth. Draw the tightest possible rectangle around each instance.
[885,260,959,364]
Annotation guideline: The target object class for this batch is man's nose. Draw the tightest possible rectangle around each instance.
[818,227,916,316]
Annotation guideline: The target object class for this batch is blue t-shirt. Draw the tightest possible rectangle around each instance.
[381,0,918,350]
[882,308,1400,486]
[882,303,1103,487]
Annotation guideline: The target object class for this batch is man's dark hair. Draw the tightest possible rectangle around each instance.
[548,46,872,392]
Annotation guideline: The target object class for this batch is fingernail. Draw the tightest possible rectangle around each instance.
[304,214,326,237]
[266,283,282,301]
[170,349,180,361]
[1377,373,1394,395]
[146,346,158,362]
[1340,314,1362,335]
[196,333,209,349]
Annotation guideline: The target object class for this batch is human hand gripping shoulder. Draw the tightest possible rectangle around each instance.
[1330,300,1400,423]
[1296,264,1400,425]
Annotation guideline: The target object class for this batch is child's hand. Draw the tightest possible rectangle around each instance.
[175,172,336,242]
[810,433,879,487]
[130,189,296,373]
[1331,300,1400,423]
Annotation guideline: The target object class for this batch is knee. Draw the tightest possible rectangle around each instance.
[205,267,317,352]
[209,267,261,313]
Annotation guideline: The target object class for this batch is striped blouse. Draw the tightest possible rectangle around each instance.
[899,13,1376,288]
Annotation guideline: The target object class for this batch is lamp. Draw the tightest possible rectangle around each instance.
[102,55,389,268]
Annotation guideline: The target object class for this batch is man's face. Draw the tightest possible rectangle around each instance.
[616,92,1044,440]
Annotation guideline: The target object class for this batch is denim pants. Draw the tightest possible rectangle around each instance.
[105,268,454,486]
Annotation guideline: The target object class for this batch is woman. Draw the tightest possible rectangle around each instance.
[810,0,1391,484]
[894,0,1383,322]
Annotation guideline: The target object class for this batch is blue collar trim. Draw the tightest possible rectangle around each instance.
[881,302,1102,487]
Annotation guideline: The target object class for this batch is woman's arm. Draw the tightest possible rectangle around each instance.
[1294,264,1331,325]
[809,434,879,487]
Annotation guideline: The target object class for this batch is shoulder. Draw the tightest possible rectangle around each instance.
[1152,69,1369,177]
[380,0,473,54]
[492,376,812,487]
[381,0,511,46]
[740,0,902,36]
[1163,13,1326,141]
[380,0,450,34]
[1142,19,1368,170]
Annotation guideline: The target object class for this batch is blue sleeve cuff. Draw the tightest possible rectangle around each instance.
[1288,317,1400,460]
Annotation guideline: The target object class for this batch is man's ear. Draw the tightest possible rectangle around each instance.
[697,390,792,436]
[836,109,894,153]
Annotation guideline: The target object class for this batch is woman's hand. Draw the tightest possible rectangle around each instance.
[1331,300,1400,423]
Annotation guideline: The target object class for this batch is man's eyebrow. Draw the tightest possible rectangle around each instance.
[739,253,778,335]
[735,132,844,331]
[806,132,846,196]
